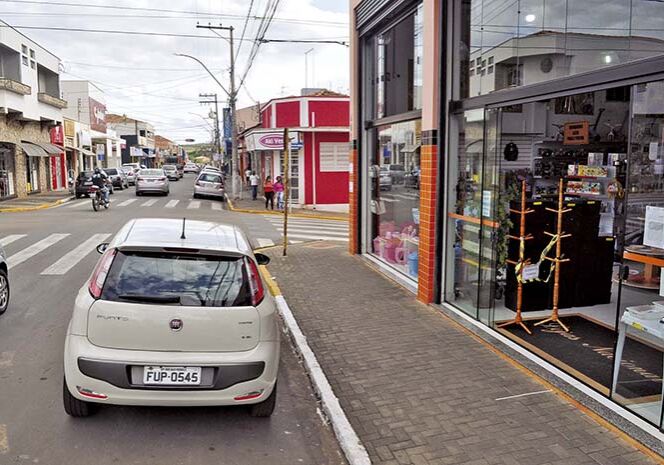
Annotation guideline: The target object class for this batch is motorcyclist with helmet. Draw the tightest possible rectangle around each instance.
[91,167,110,206]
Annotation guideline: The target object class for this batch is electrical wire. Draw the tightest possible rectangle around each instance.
[235,0,255,60]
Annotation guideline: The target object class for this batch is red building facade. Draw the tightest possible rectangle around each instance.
[241,94,350,210]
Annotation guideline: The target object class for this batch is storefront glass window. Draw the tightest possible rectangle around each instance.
[25,155,40,192]
[445,82,664,429]
[0,144,16,199]
[373,4,424,119]
[369,119,421,280]
[459,0,664,99]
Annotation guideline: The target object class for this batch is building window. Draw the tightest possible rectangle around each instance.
[470,69,475,76]
[319,143,349,172]
[481,69,486,76]
[372,3,424,119]
[21,44,27,54]
[0,144,16,199]
[29,49,35,59]
[22,56,28,66]
[488,56,494,65]
[488,65,494,74]
[30,60,36,69]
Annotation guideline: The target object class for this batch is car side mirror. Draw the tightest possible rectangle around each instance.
[96,242,109,254]
[254,253,270,266]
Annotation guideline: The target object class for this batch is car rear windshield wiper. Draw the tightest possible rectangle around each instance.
[118,294,181,304]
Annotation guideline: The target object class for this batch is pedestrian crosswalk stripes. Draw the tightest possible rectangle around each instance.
[187,200,201,209]
[165,200,179,208]
[275,227,348,237]
[264,217,348,229]
[140,199,158,207]
[0,234,26,247]
[66,200,89,208]
[256,238,275,248]
[211,202,223,211]
[41,233,111,276]
[281,233,349,242]
[117,198,137,207]
[261,215,349,243]
[7,233,69,270]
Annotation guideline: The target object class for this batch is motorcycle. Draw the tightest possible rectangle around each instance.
[89,185,110,211]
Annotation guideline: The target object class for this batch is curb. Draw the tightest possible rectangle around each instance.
[259,266,372,465]
[0,196,73,213]
[226,196,348,222]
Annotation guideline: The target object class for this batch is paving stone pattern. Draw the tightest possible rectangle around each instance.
[265,243,661,465]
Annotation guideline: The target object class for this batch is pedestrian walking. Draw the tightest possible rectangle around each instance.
[249,171,259,200]
[264,176,275,210]
[274,176,284,210]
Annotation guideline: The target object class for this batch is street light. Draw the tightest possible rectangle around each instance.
[174,53,230,98]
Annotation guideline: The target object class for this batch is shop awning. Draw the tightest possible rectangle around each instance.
[401,144,421,153]
[32,142,64,155]
[19,142,49,158]
[80,148,96,157]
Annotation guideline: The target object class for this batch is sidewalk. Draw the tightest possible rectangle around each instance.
[228,190,348,221]
[264,242,662,465]
[0,190,73,212]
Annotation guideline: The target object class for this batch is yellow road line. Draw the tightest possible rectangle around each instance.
[0,198,70,213]
[259,265,282,297]
[0,424,8,454]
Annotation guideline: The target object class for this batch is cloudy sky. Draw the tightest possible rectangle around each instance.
[1,0,350,143]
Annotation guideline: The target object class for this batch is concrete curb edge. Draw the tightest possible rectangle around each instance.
[225,195,348,222]
[0,196,74,213]
[273,294,372,465]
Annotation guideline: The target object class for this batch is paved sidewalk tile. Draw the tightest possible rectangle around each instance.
[265,242,661,465]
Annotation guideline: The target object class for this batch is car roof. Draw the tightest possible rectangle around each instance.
[109,218,252,256]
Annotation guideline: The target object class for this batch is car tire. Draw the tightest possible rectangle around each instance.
[75,193,81,199]
[0,268,9,315]
[193,194,199,199]
[249,384,277,417]
[63,378,97,417]
[136,191,141,196]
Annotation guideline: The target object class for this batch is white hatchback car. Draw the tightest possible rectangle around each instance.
[63,218,279,417]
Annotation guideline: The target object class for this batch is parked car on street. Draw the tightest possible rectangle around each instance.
[74,171,95,198]
[62,218,278,417]
[404,169,420,190]
[0,243,9,316]
[176,164,184,178]
[382,164,405,184]
[121,167,136,186]
[135,169,170,196]
[183,163,199,174]
[104,168,129,190]
[379,167,393,191]
[194,171,225,200]
[162,164,179,181]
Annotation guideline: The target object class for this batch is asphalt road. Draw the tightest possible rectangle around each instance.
[0,174,346,465]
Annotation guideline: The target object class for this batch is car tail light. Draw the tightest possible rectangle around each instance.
[195,180,202,186]
[158,177,166,181]
[137,177,145,182]
[88,248,116,299]
[245,257,265,306]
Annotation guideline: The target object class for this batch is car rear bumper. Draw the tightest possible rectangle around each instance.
[64,335,279,406]
[194,186,225,198]
[136,182,168,193]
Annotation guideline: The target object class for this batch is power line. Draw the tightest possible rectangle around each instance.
[0,0,348,26]
[63,61,226,72]
[235,0,255,60]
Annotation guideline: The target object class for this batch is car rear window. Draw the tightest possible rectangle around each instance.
[163,165,176,169]
[78,171,93,179]
[102,251,252,307]
[390,165,404,171]
[105,169,118,175]
[199,173,223,183]
[140,169,163,176]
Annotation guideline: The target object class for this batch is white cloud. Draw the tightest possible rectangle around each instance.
[1,0,349,143]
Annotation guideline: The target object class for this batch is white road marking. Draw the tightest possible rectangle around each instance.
[276,227,348,237]
[0,351,14,368]
[41,233,111,275]
[211,202,223,211]
[165,200,179,208]
[0,235,26,247]
[495,390,552,401]
[140,199,158,207]
[273,224,349,233]
[187,200,201,209]
[256,238,275,248]
[116,198,137,207]
[7,233,69,270]
[376,196,398,203]
[265,218,348,230]
[66,200,89,208]
[0,424,7,454]
[281,233,349,242]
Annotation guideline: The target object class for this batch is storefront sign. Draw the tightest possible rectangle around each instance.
[50,125,64,145]
[89,98,107,133]
[246,132,300,151]
[96,143,105,161]
[64,119,76,138]
[79,130,92,147]
[130,147,143,157]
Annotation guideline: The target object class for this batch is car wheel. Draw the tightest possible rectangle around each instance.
[193,193,199,199]
[136,191,141,196]
[249,384,277,417]
[75,193,81,199]
[0,268,9,315]
[63,378,97,417]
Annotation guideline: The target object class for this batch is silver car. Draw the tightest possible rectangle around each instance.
[162,165,179,181]
[193,171,225,200]
[0,244,8,315]
[136,169,170,196]
[121,168,136,186]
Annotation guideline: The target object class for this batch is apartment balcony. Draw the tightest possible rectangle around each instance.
[0,77,31,95]
[38,92,67,109]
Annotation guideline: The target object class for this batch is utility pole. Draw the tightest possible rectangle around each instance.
[199,93,221,168]
[195,23,240,199]
[282,128,290,257]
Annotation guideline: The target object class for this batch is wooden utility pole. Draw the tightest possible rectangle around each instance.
[283,128,290,256]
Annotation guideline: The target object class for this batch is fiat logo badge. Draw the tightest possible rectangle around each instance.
[169,319,183,332]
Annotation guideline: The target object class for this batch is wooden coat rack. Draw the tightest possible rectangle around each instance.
[535,178,571,332]
[499,180,533,334]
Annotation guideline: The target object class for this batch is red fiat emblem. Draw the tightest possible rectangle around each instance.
[169,319,183,332]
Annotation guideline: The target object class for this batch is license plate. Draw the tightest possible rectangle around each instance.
[143,366,202,385]
[84,182,92,185]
